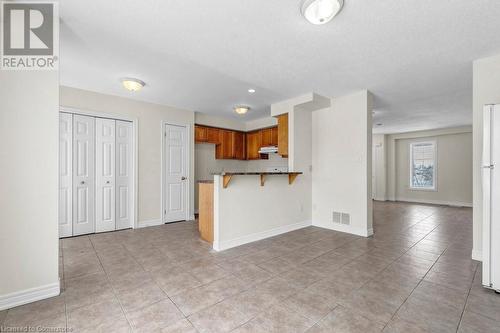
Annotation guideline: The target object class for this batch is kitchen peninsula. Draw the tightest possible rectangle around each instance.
[198,172,303,243]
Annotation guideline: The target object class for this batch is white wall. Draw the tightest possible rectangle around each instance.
[60,86,195,224]
[472,53,500,261]
[392,129,472,206]
[0,71,60,309]
[312,90,373,237]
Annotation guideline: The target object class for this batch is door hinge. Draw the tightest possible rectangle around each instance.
[164,209,167,215]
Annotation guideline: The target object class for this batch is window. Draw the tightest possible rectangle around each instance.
[410,141,436,190]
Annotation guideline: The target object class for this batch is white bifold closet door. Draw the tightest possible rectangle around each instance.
[95,118,116,233]
[59,113,73,238]
[73,115,96,236]
[115,120,133,230]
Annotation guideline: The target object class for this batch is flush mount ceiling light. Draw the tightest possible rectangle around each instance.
[234,105,250,115]
[248,88,256,94]
[301,0,344,25]
[122,78,145,92]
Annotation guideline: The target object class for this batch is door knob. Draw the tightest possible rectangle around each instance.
[181,176,187,180]
[80,181,85,185]
[106,181,110,184]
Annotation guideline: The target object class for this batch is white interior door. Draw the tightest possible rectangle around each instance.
[116,120,133,230]
[59,113,73,237]
[95,118,116,233]
[164,124,188,222]
[73,115,95,236]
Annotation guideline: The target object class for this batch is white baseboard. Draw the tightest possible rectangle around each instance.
[395,197,472,208]
[472,249,483,262]
[213,220,312,252]
[137,219,163,228]
[0,281,60,311]
[312,221,373,237]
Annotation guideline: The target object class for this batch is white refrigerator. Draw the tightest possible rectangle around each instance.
[482,104,500,292]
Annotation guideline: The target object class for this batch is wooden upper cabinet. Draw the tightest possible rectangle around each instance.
[277,114,288,157]
[246,131,261,160]
[195,123,276,160]
[195,125,207,142]
[271,126,278,146]
[233,132,245,160]
[260,126,278,147]
[220,130,234,159]
[206,127,220,144]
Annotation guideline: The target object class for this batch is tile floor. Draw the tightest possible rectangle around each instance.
[2,201,500,332]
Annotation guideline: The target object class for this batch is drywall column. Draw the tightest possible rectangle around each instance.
[0,70,60,309]
[312,90,373,236]
[472,53,500,261]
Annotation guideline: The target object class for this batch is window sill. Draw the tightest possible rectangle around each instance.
[408,187,437,192]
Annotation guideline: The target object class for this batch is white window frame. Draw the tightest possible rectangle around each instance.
[409,140,437,191]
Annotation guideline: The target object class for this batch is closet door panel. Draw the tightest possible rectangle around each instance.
[95,118,116,233]
[115,120,133,230]
[73,115,95,236]
[59,113,73,237]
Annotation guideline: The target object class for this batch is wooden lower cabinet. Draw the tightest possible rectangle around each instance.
[198,182,213,243]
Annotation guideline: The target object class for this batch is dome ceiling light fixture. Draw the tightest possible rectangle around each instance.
[301,0,344,25]
[234,105,250,115]
[122,78,145,92]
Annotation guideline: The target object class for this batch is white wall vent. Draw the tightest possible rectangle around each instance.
[332,211,342,224]
[341,212,350,225]
[332,211,350,225]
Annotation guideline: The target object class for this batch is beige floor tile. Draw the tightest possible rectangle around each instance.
[465,288,500,322]
[282,289,336,322]
[3,296,66,326]
[223,287,280,318]
[0,310,7,325]
[188,300,252,333]
[126,299,184,332]
[116,281,167,313]
[257,257,298,275]
[188,264,230,284]
[160,319,197,333]
[458,310,500,333]
[2,312,66,331]
[67,298,124,330]
[383,318,431,333]
[307,305,384,333]
[395,294,463,332]
[248,303,315,333]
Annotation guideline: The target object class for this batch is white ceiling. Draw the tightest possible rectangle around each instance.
[60,0,500,133]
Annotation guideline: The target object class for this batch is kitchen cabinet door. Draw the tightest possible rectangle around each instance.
[271,126,278,146]
[277,114,288,157]
[195,125,207,142]
[233,132,245,160]
[221,130,234,159]
[206,127,220,144]
[261,128,273,147]
[246,131,261,160]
